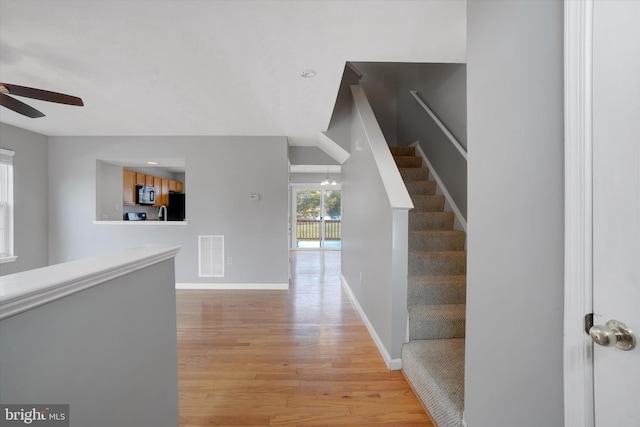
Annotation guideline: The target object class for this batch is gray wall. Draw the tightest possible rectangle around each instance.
[0,259,179,427]
[397,63,467,218]
[465,1,564,426]
[96,161,123,221]
[0,123,49,275]
[48,135,289,284]
[397,63,467,149]
[353,63,399,146]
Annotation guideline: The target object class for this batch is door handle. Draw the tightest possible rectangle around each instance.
[589,320,636,351]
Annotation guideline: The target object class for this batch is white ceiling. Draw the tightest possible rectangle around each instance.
[0,0,466,146]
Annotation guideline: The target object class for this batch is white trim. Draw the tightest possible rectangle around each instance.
[0,256,18,264]
[341,274,402,371]
[289,165,341,174]
[411,141,467,232]
[176,282,289,290]
[0,148,16,158]
[0,244,181,320]
[290,182,342,189]
[318,131,350,164]
[409,90,468,161]
[564,1,595,427]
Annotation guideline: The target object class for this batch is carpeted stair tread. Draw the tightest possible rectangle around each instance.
[393,155,423,168]
[395,144,466,426]
[409,304,466,340]
[409,230,466,252]
[390,146,416,156]
[408,275,467,305]
[409,251,467,276]
[409,212,455,231]
[399,167,430,181]
[402,339,465,427]
[405,180,437,196]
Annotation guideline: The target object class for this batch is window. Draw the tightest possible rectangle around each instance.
[0,148,15,263]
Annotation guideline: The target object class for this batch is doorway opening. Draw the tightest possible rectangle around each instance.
[292,187,341,250]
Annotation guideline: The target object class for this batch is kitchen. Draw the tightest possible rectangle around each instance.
[96,158,186,223]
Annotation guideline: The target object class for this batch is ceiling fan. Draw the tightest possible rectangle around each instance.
[0,82,84,118]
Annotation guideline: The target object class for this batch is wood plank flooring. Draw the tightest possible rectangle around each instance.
[177,251,433,426]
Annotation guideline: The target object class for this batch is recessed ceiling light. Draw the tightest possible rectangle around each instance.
[146,161,158,165]
[300,69,316,78]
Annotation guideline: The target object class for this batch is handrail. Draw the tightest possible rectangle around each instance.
[352,85,414,210]
[410,90,468,161]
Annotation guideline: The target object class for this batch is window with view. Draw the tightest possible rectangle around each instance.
[0,148,15,263]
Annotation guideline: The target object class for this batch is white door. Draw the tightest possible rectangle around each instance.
[592,1,640,425]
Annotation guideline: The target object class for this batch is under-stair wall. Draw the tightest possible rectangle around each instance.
[340,85,413,369]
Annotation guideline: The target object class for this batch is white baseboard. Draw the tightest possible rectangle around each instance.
[340,274,402,371]
[176,282,289,290]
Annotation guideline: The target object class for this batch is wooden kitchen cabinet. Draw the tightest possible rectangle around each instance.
[123,169,136,205]
[145,175,154,186]
[169,179,184,193]
[135,173,146,186]
[153,176,162,207]
[161,178,170,206]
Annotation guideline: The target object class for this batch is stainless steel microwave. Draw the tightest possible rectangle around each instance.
[136,185,156,205]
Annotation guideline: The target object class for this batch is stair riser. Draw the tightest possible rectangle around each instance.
[409,232,465,252]
[389,146,416,156]
[408,282,466,305]
[408,305,466,340]
[394,156,423,168]
[400,168,430,181]
[409,318,466,340]
[405,180,436,196]
[409,213,454,231]
[412,196,445,212]
[409,253,466,276]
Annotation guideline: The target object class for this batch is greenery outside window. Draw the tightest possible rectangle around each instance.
[0,148,16,263]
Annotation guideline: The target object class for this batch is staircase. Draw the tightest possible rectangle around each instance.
[391,146,466,427]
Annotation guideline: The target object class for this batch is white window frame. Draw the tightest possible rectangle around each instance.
[0,148,17,264]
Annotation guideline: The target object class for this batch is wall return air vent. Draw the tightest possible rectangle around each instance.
[198,235,224,277]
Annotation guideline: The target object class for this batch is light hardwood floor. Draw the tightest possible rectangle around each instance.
[177,250,433,426]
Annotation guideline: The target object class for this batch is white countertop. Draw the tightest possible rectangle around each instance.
[93,220,189,225]
[0,244,181,320]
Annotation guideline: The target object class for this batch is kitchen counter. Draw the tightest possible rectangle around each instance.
[93,220,189,225]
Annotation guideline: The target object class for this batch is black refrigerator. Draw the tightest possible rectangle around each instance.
[167,193,186,221]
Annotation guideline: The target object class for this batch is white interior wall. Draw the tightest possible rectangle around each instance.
[465,1,565,426]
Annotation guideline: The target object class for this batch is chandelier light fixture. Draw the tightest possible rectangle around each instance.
[320,168,337,186]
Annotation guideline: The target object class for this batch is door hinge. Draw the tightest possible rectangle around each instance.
[584,313,594,335]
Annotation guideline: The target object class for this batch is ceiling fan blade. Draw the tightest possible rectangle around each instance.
[0,92,46,118]
[0,83,84,106]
